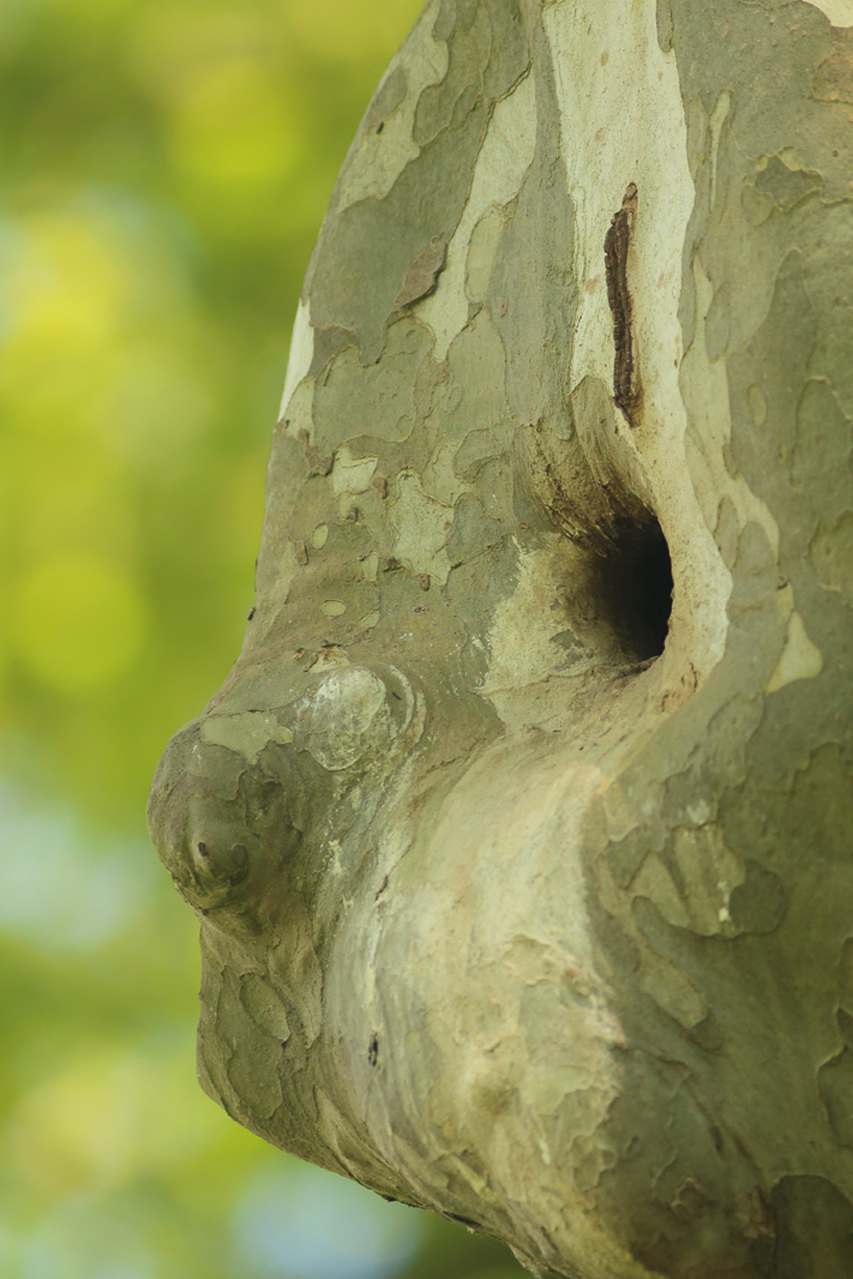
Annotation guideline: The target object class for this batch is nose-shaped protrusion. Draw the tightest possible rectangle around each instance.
[147,721,260,915]
[182,792,255,902]
[148,662,423,925]
[147,712,311,930]
[191,833,248,891]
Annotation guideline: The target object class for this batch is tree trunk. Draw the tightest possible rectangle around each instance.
[149,2,853,1276]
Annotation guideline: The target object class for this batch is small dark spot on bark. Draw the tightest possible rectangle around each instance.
[376,120,384,134]
[197,842,208,857]
[382,556,402,572]
[345,506,359,522]
[247,605,256,620]
[368,1034,379,1066]
[295,540,309,566]
[375,874,389,901]
[371,474,389,499]
[418,573,431,591]
[413,605,426,614]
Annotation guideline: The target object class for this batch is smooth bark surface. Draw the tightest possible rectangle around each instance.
[149,2,853,1276]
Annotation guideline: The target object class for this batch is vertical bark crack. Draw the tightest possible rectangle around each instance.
[605,182,642,425]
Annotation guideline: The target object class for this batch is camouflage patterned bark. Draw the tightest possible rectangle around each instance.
[149,2,853,1275]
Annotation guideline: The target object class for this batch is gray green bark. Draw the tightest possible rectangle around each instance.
[148,2,853,1276]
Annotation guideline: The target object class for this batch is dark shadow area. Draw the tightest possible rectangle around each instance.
[593,515,673,661]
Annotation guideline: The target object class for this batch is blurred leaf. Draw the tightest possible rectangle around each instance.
[13,554,148,693]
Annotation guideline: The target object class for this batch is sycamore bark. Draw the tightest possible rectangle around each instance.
[149,2,853,1276]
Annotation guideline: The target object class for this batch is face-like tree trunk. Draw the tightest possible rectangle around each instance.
[149,2,853,1276]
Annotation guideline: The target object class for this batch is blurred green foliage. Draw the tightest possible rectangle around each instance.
[0,0,528,1275]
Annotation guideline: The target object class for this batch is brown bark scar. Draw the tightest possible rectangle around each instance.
[604,182,642,425]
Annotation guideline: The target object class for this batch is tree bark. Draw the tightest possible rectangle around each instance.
[149,2,853,1276]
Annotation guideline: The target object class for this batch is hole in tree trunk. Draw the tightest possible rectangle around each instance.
[591,515,673,662]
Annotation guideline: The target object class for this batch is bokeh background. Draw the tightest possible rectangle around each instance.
[0,1,528,1276]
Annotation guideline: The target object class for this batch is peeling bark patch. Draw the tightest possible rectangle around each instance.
[814,28,853,105]
[604,182,641,425]
[394,237,448,310]
[770,1176,853,1276]
[297,429,333,477]
[754,155,823,212]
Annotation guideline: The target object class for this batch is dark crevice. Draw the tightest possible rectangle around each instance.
[590,515,673,661]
